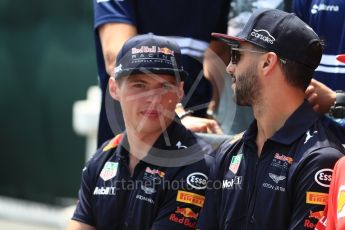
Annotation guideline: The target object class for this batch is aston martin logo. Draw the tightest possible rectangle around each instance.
[269,173,286,184]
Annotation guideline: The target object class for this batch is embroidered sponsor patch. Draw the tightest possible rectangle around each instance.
[93,186,116,195]
[274,153,293,164]
[269,173,286,184]
[100,162,118,181]
[250,29,276,44]
[141,185,156,195]
[136,194,154,204]
[314,168,333,188]
[176,190,205,207]
[145,167,165,178]
[222,176,242,189]
[308,210,324,220]
[229,154,243,174]
[186,172,207,189]
[306,192,328,205]
[175,207,199,219]
[271,153,293,170]
[169,207,198,228]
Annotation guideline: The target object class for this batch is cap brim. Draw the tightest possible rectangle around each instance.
[116,68,188,81]
[336,54,345,64]
[211,33,244,47]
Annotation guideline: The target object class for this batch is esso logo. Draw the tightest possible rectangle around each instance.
[186,172,208,189]
[314,168,333,188]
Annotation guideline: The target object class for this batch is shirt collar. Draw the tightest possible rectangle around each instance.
[115,117,199,166]
[243,100,320,145]
[115,133,130,162]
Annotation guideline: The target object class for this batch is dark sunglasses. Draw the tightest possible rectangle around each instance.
[230,47,267,65]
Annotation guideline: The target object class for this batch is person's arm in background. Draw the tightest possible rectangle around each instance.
[305,79,336,114]
[181,0,230,134]
[176,39,226,134]
[203,40,230,115]
[99,23,137,76]
[93,0,138,77]
[66,220,96,230]
[307,55,345,114]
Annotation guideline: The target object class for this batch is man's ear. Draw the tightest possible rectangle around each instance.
[261,52,279,75]
[109,77,120,101]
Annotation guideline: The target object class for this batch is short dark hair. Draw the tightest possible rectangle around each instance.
[279,42,324,90]
[279,60,314,90]
[114,76,124,86]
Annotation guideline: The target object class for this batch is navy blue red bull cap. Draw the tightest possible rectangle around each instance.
[212,8,323,70]
[114,34,188,80]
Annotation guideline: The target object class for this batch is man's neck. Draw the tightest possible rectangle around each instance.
[126,128,162,176]
[253,89,305,156]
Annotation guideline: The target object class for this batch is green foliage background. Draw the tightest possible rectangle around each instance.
[0,0,97,204]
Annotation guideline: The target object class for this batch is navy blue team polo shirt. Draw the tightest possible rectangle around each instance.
[198,101,345,230]
[72,120,214,230]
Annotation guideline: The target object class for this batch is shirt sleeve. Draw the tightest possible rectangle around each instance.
[71,143,109,227]
[288,147,344,229]
[197,139,239,230]
[71,160,96,226]
[196,157,221,230]
[151,158,214,230]
[93,0,136,29]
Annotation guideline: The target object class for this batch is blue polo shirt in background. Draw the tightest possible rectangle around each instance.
[293,0,345,91]
[72,120,214,230]
[198,101,345,229]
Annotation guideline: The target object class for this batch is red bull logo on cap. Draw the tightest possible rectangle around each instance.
[158,47,174,56]
[132,46,157,54]
[131,46,174,56]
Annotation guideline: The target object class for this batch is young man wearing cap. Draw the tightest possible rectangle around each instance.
[93,0,229,146]
[197,9,344,229]
[67,34,214,230]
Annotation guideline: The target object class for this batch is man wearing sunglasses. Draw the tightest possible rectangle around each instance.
[197,9,345,229]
